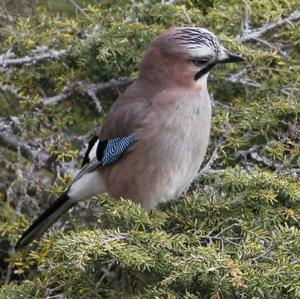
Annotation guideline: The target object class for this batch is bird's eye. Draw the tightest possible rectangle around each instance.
[192,59,209,67]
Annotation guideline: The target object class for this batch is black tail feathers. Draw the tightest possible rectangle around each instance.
[15,193,74,250]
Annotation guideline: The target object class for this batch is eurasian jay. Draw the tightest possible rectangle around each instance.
[16,27,244,249]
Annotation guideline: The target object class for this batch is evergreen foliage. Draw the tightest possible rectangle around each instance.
[0,0,299,298]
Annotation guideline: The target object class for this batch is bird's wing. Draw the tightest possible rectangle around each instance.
[99,81,151,140]
[15,133,136,250]
[72,133,136,185]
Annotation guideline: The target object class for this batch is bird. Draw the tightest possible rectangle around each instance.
[15,27,244,249]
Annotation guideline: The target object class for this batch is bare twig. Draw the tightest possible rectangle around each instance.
[225,69,262,88]
[237,11,300,43]
[223,11,300,89]
[210,69,261,89]
[198,219,243,250]
[68,0,90,19]
[199,125,231,175]
[4,262,11,284]
[0,82,21,99]
[250,150,283,170]
[0,10,15,23]
[281,168,300,176]
[41,88,69,106]
[45,285,64,297]
[8,116,21,134]
[209,236,242,247]
[215,223,241,237]
[280,83,300,100]
[205,218,240,237]
[235,146,299,176]
[253,37,288,57]
[41,77,135,113]
[200,235,242,249]
[241,2,251,34]
[199,139,224,175]
[250,244,275,263]
[86,88,103,114]
[0,48,66,71]
[0,121,73,175]
[279,40,300,49]
[235,146,282,171]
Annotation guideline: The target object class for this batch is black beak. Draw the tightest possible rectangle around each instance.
[218,51,245,64]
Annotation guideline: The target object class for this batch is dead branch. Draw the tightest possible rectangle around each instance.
[225,69,262,88]
[206,235,242,247]
[41,88,69,106]
[199,139,224,175]
[210,69,261,89]
[229,10,300,86]
[241,2,251,35]
[237,11,300,43]
[253,37,288,57]
[0,47,66,71]
[235,146,299,176]
[199,125,231,175]
[250,150,283,170]
[40,77,135,113]
[0,82,20,98]
[0,121,73,176]
[250,244,275,263]
[0,10,15,23]
[235,146,282,170]
[68,0,90,19]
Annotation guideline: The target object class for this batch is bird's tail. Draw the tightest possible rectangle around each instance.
[15,193,75,250]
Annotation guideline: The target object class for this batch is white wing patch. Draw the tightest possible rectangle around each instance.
[88,139,99,161]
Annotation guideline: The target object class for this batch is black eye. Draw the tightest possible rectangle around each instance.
[192,59,208,67]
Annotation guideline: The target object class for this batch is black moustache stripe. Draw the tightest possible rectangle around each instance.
[194,63,216,81]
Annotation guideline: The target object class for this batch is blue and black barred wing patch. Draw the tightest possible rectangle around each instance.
[99,133,136,166]
[71,133,136,184]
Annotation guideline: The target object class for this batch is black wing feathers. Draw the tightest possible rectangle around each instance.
[81,136,99,167]
[96,140,108,161]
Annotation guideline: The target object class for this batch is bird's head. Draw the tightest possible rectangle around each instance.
[139,27,244,89]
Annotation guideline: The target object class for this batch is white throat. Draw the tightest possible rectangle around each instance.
[195,72,209,90]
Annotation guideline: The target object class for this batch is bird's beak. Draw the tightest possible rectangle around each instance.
[217,48,245,64]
